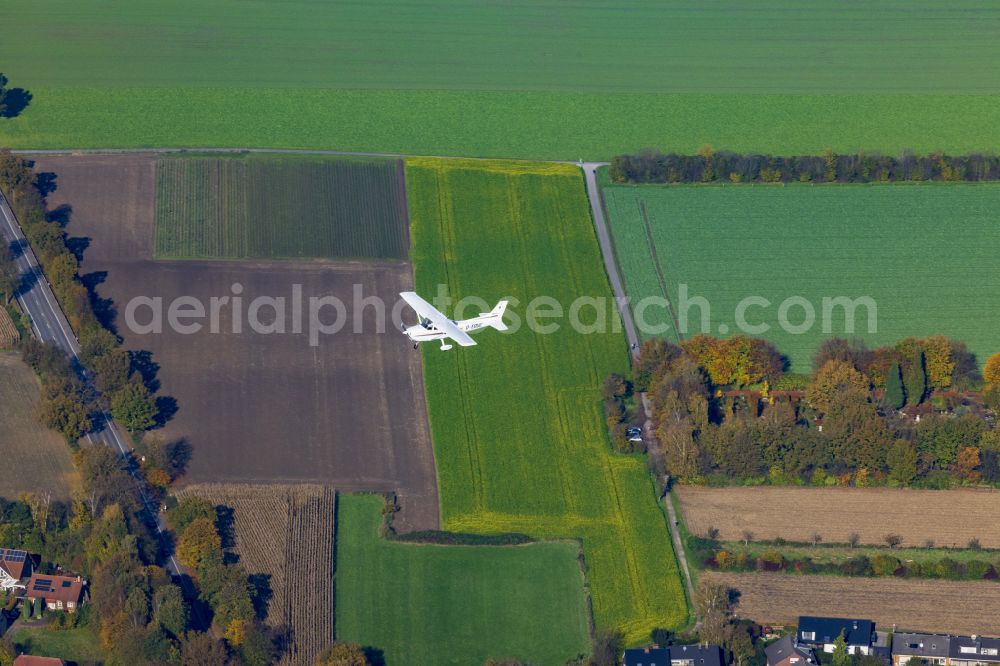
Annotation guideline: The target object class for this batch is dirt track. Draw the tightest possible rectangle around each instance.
[32,154,439,530]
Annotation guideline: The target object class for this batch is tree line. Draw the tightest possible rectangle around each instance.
[699,538,1000,583]
[609,147,1000,185]
[168,498,277,665]
[631,334,1000,488]
[0,149,163,440]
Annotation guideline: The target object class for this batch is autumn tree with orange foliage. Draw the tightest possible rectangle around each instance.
[680,334,783,387]
[806,360,870,415]
[984,353,1000,385]
[921,335,955,390]
[955,446,982,483]
[175,516,221,570]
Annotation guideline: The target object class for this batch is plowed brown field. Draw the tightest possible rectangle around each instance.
[677,486,1000,548]
[30,154,438,531]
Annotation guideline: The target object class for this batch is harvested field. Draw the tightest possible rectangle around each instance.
[0,352,78,499]
[176,483,335,666]
[31,154,439,531]
[677,486,1000,548]
[0,308,18,348]
[705,571,1000,635]
[155,155,409,261]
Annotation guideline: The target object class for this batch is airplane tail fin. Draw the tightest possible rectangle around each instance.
[488,300,509,331]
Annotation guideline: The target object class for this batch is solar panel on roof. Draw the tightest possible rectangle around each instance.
[61,581,71,587]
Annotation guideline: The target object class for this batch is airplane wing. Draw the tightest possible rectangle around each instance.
[400,292,477,347]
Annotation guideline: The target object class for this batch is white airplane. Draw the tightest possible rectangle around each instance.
[400,291,508,350]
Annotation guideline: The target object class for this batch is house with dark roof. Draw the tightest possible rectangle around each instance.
[670,644,724,666]
[625,647,671,666]
[798,616,876,655]
[892,633,951,666]
[24,574,86,612]
[624,645,724,666]
[767,635,818,666]
[950,635,1000,666]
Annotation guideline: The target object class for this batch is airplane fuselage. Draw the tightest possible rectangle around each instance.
[404,312,500,343]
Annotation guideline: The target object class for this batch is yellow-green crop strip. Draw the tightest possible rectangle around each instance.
[408,158,688,641]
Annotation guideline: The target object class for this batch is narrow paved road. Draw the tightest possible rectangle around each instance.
[0,188,183,578]
[580,162,698,619]
[582,162,639,351]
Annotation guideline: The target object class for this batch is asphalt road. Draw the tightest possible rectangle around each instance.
[0,188,182,578]
[580,162,699,618]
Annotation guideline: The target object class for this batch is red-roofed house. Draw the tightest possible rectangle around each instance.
[14,656,66,666]
[24,573,86,612]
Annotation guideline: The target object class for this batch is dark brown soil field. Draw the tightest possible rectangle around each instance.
[31,154,439,531]
[704,571,1000,635]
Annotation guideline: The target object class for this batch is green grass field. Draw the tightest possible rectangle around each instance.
[10,626,105,663]
[2,2,1000,157]
[408,158,688,641]
[601,183,1000,372]
[154,154,409,260]
[334,494,591,666]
